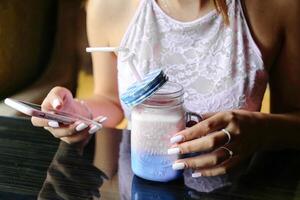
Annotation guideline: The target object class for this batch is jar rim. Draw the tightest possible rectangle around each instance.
[153,81,184,96]
[140,100,184,109]
[140,82,184,108]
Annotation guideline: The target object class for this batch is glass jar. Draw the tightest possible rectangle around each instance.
[131,82,200,182]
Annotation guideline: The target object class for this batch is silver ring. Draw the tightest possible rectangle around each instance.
[219,146,233,159]
[221,129,231,145]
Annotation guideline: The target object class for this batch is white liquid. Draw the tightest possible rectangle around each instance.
[130,81,186,181]
[131,107,185,155]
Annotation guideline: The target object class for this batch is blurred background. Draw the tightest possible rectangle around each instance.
[0,0,270,122]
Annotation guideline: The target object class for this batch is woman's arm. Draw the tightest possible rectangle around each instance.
[264,0,300,149]
[83,0,124,128]
[165,1,300,177]
[31,0,125,145]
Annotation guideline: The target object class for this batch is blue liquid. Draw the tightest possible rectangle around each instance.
[131,149,182,182]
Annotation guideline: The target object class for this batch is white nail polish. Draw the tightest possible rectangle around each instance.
[172,162,185,170]
[88,124,101,134]
[48,120,59,128]
[192,172,202,178]
[98,116,108,123]
[170,135,183,144]
[167,147,180,155]
[75,123,88,132]
[52,98,61,109]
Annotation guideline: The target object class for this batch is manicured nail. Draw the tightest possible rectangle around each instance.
[192,172,202,178]
[52,98,61,109]
[172,162,185,170]
[88,124,101,134]
[98,116,108,123]
[75,122,88,132]
[48,120,59,128]
[170,135,183,144]
[167,147,180,155]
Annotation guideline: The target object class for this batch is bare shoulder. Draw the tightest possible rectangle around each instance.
[242,0,299,69]
[86,0,131,25]
[86,0,138,45]
[258,0,300,112]
[277,0,300,28]
[244,0,299,24]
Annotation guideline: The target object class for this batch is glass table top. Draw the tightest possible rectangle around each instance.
[0,116,299,200]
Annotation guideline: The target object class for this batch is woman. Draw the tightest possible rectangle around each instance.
[32,0,300,177]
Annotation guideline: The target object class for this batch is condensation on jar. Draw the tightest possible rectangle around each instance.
[131,82,186,182]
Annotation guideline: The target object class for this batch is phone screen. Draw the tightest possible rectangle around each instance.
[19,101,42,111]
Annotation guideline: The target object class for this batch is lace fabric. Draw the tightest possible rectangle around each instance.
[117,0,268,119]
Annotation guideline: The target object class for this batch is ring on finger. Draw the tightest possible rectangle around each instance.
[219,146,233,159]
[221,129,231,145]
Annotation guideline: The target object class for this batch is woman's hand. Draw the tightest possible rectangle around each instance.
[31,86,103,144]
[168,110,267,177]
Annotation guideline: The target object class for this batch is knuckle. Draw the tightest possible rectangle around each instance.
[203,121,213,133]
[187,128,198,139]
[228,121,241,136]
[206,137,215,150]
[209,155,218,166]
[185,159,197,169]
[180,144,191,154]
[234,126,241,135]
[227,111,237,122]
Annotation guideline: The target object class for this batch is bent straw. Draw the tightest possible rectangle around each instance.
[86,47,128,52]
[86,47,142,82]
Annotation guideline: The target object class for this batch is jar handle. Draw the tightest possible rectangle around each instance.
[186,112,202,127]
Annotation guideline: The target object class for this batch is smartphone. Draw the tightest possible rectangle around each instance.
[4,98,105,126]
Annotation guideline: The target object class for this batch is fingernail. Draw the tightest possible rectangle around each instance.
[170,135,183,144]
[172,162,185,170]
[48,120,59,128]
[88,124,101,134]
[52,98,61,109]
[192,172,202,178]
[75,122,88,132]
[167,147,180,155]
[98,116,108,123]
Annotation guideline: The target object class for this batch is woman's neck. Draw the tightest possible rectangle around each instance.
[158,0,215,22]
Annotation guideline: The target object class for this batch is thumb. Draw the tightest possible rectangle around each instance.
[42,87,73,111]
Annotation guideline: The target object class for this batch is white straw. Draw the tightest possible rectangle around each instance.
[86,47,128,53]
[86,46,142,82]
[125,53,142,82]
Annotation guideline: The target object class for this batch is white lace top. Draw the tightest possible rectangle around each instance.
[117,0,268,120]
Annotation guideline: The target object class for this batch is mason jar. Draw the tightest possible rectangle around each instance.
[130,82,201,182]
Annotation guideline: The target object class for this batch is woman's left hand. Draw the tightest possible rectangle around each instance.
[168,110,267,177]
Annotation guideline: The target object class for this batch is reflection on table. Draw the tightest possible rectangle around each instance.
[38,142,107,200]
[117,130,300,200]
[0,116,300,200]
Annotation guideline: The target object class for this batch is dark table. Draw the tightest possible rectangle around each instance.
[0,116,300,200]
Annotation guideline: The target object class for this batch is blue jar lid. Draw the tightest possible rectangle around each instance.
[121,69,168,107]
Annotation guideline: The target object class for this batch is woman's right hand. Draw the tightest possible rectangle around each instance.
[31,86,102,144]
